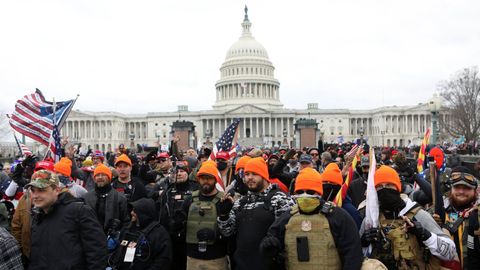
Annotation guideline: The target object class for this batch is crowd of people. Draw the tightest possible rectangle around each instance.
[0,139,479,270]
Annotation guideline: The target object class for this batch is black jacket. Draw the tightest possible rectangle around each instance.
[83,185,130,232]
[114,198,172,270]
[111,176,147,203]
[30,192,107,270]
[267,204,363,270]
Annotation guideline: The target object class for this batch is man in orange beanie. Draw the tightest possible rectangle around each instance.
[176,161,233,270]
[260,167,363,269]
[320,163,362,228]
[111,154,147,203]
[230,155,251,195]
[360,165,457,269]
[84,164,129,233]
[54,157,87,198]
[218,157,294,270]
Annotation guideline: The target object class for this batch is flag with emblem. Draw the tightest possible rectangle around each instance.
[416,128,431,182]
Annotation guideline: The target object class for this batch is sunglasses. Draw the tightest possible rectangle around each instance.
[295,190,317,195]
[450,172,476,183]
[310,153,319,156]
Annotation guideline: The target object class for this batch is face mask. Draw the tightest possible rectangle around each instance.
[217,161,228,171]
[377,188,406,212]
[295,194,321,213]
[322,184,341,201]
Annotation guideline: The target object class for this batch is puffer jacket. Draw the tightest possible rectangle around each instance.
[29,192,107,270]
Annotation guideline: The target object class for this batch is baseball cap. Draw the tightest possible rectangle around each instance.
[25,169,59,189]
[450,166,477,189]
[299,154,313,164]
[360,156,370,167]
[216,151,230,161]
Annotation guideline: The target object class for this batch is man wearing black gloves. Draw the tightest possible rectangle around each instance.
[360,166,457,269]
[181,161,233,270]
[218,157,294,270]
[260,168,363,270]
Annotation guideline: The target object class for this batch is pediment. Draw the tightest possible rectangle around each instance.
[225,104,269,115]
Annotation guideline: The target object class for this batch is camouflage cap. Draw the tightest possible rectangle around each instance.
[25,169,59,189]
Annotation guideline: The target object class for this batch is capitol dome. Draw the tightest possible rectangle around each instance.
[213,6,283,111]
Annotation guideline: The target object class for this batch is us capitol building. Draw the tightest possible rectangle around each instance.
[61,8,444,153]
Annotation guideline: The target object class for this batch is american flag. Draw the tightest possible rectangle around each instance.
[210,118,241,160]
[13,133,32,156]
[9,89,75,160]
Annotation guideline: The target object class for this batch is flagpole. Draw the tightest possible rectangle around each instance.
[5,114,24,156]
[44,98,57,160]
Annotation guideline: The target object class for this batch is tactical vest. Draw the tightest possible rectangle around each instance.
[445,204,480,269]
[379,206,444,270]
[284,204,341,270]
[186,190,223,245]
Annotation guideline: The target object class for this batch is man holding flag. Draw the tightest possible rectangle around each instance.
[360,163,457,269]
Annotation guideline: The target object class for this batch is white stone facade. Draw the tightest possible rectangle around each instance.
[62,8,443,152]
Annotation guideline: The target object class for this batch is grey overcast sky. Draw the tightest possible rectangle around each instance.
[1,0,479,115]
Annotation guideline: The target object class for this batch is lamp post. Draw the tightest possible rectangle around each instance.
[428,94,442,145]
[282,128,288,145]
[129,132,135,148]
[358,127,364,145]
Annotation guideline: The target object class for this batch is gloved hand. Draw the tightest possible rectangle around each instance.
[407,220,432,241]
[217,199,233,217]
[22,155,37,168]
[361,228,381,247]
[260,234,281,257]
[283,149,296,161]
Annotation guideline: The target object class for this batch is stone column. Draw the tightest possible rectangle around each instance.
[243,118,246,138]
[256,117,259,137]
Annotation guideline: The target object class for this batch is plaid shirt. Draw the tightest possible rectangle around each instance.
[0,227,23,270]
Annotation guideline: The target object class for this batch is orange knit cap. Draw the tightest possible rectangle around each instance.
[235,156,252,172]
[54,157,72,177]
[115,154,132,166]
[244,157,269,181]
[295,167,323,195]
[197,162,221,183]
[320,163,343,186]
[374,165,401,192]
[94,164,112,180]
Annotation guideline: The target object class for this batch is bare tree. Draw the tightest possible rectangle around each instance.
[439,66,480,142]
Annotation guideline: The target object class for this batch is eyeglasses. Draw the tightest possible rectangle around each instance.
[310,153,319,156]
[450,172,477,184]
[295,190,317,195]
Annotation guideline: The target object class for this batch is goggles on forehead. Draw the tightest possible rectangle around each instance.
[450,172,477,182]
[450,172,477,184]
